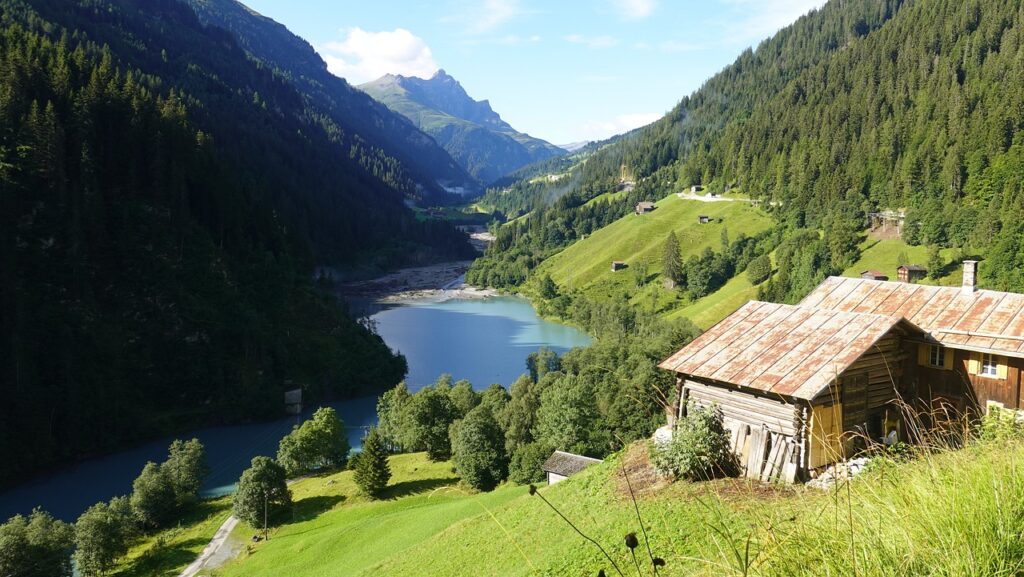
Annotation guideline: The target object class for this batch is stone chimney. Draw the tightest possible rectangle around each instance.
[962,260,978,295]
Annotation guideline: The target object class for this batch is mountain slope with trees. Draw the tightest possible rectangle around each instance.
[0,0,479,486]
[184,0,478,201]
[470,0,1024,313]
[360,70,565,184]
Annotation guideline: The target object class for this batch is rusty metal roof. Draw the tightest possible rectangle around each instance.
[658,301,919,400]
[801,277,1024,358]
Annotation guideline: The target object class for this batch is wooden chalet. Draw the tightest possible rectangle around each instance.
[860,270,888,281]
[659,261,1024,483]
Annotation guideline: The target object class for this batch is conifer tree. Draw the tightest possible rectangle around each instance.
[661,231,683,287]
[354,428,391,499]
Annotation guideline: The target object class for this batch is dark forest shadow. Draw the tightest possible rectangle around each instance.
[292,494,346,522]
[379,477,457,500]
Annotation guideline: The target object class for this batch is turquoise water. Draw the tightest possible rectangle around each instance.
[0,295,589,521]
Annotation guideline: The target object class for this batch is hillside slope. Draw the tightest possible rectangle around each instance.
[0,0,478,485]
[539,195,773,315]
[184,0,477,201]
[206,435,1024,577]
[470,0,1024,322]
[361,70,564,184]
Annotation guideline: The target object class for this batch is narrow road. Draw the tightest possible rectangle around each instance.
[177,515,239,577]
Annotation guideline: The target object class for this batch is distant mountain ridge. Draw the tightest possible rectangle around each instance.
[184,0,478,198]
[360,70,565,184]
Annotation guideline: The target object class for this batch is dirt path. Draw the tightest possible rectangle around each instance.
[177,515,240,577]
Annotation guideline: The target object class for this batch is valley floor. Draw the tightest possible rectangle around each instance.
[338,260,499,303]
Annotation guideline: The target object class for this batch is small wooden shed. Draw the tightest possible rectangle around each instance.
[541,451,602,485]
[897,264,927,283]
[635,201,655,215]
[698,215,711,224]
[611,261,627,272]
[659,301,923,482]
[860,270,888,281]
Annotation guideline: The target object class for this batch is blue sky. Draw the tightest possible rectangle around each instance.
[241,0,826,144]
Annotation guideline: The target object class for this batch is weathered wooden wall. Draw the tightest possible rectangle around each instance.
[909,346,1024,413]
[683,379,802,482]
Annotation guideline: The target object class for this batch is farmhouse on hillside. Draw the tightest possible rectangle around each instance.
[659,261,1024,483]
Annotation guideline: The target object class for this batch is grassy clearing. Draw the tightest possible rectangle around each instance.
[365,432,1024,577]
[174,427,1024,577]
[112,497,232,577]
[843,238,961,285]
[539,195,773,314]
[667,272,759,329]
[211,453,521,577]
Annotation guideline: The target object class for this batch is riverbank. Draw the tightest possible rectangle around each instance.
[338,260,499,303]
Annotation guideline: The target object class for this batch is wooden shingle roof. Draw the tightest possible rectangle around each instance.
[541,451,602,477]
[658,301,921,400]
[801,276,1024,358]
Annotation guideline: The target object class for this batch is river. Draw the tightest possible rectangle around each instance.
[0,294,590,521]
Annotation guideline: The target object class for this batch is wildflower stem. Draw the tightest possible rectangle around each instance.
[532,488,626,577]
[620,461,660,576]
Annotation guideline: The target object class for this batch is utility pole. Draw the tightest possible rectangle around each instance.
[263,489,268,541]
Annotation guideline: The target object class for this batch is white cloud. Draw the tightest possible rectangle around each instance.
[320,28,438,84]
[444,0,524,34]
[579,112,662,141]
[611,0,658,20]
[719,0,826,46]
[565,34,619,49]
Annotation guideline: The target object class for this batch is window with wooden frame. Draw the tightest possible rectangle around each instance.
[917,343,953,370]
[968,351,1007,379]
[980,353,998,377]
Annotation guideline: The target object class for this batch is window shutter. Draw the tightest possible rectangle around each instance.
[943,348,954,370]
[996,356,1008,380]
[917,344,929,366]
[967,352,980,375]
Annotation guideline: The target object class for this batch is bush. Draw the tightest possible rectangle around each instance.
[745,254,772,284]
[164,438,209,506]
[0,509,73,577]
[508,442,552,484]
[451,406,508,491]
[129,462,177,528]
[354,428,391,498]
[74,501,131,576]
[233,456,292,528]
[652,404,736,480]
[277,407,351,477]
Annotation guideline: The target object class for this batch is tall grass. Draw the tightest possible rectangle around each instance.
[701,418,1024,577]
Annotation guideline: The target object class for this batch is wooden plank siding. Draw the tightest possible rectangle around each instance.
[908,346,1024,413]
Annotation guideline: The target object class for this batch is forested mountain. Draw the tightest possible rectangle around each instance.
[470,0,1024,301]
[360,70,565,184]
[184,0,478,201]
[0,0,474,486]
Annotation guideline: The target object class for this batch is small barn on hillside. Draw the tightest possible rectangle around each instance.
[542,451,602,485]
[860,270,888,281]
[659,301,924,483]
[635,201,655,215]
